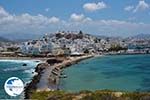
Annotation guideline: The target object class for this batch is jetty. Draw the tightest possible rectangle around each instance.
[36,55,93,91]
[24,55,93,99]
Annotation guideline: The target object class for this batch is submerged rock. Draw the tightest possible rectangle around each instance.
[23,63,27,66]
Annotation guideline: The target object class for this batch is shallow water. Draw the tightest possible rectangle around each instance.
[0,60,39,99]
[60,54,150,92]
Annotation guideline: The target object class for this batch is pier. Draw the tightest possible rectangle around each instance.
[24,55,94,99]
[36,55,94,91]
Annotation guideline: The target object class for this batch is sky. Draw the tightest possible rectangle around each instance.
[0,0,150,39]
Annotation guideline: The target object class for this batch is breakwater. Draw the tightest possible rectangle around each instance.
[24,55,93,99]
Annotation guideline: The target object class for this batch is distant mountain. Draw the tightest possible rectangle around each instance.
[0,33,42,42]
[0,36,12,42]
[131,34,150,39]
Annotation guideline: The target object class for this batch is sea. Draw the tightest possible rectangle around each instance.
[0,60,40,99]
[0,55,150,99]
[60,54,150,92]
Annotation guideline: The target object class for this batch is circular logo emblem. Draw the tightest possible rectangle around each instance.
[4,77,24,96]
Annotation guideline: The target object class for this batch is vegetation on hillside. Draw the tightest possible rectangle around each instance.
[31,90,150,100]
[108,44,127,52]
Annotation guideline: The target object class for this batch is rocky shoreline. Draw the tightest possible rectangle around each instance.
[24,55,94,99]
[24,63,47,99]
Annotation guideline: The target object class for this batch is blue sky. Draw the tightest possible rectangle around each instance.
[0,0,150,38]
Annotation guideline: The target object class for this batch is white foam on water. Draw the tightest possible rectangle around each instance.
[3,66,32,72]
[0,59,41,64]
[23,68,35,74]
[0,59,42,99]
[0,60,41,69]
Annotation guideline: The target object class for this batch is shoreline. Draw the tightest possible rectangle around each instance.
[0,53,149,99]
[0,56,57,61]
[0,53,148,60]
[106,53,150,56]
[24,55,94,99]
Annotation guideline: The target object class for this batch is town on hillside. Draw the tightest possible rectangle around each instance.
[0,31,150,57]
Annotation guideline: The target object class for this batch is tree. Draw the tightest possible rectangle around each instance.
[84,49,89,54]
[7,47,19,52]
[78,30,83,39]
[79,30,83,35]
[108,44,127,52]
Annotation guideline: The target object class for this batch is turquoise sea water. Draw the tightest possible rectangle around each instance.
[60,54,150,92]
[0,60,39,99]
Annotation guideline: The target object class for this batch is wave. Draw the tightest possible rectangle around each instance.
[23,69,35,74]
[3,66,33,72]
[0,60,41,71]
[0,59,41,64]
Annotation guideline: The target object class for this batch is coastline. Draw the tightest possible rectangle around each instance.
[106,53,150,56]
[24,55,94,99]
[0,56,56,61]
[0,54,150,99]
[1,53,148,99]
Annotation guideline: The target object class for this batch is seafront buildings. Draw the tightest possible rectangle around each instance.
[20,31,111,56]
[19,31,150,56]
[0,31,150,57]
